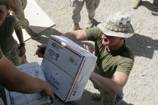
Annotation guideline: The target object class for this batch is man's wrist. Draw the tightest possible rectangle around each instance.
[19,42,25,47]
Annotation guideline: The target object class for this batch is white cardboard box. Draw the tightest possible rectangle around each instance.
[5,63,51,105]
[41,35,97,102]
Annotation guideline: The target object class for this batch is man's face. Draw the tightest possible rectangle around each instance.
[101,34,123,50]
[0,5,8,26]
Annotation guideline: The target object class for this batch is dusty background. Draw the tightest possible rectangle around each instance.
[25,0,158,105]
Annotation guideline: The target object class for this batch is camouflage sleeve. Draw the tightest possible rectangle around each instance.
[116,58,134,75]
[85,27,102,41]
[7,16,21,30]
[14,17,22,30]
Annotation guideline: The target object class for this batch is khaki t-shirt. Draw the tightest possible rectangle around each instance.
[86,27,134,78]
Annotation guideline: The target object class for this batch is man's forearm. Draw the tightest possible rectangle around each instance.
[65,30,87,40]
[15,28,24,45]
[7,70,46,93]
[90,72,121,95]
[0,57,45,93]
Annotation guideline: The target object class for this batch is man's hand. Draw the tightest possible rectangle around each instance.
[18,43,26,57]
[36,45,46,58]
[0,57,54,97]
[41,80,55,103]
[41,81,54,97]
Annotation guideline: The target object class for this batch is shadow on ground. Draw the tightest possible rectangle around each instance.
[127,33,158,59]
[140,1,158,15]
[72,90,134,105]
[27,25,63,44]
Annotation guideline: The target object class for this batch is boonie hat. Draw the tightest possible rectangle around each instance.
[97,12,134,38]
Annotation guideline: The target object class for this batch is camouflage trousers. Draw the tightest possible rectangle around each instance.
[8,0,29,28]
[5,44,27,66]
[100,91,116,105]
[91,81,116,105]
[72,0,100,24]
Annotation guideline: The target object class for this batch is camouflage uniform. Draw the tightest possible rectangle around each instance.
[84,12,134,105]
[85,27,134,105]
[72,0,100,24]
[0,15,26,65]
[4,45,21,65]
[1,0,29,28]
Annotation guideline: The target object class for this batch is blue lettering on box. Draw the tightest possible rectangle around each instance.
[47,49,59,61]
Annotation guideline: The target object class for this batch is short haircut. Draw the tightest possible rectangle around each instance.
[0,1,9,10]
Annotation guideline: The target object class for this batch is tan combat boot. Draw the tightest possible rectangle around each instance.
[133,0,142,9]
[74,23,81,30]
[89,18,99,27]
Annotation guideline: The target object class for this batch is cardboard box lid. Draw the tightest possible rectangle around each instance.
[50,35,96,58]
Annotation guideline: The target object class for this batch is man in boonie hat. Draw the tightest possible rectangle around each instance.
[89,12,134,105]
[36,12,135,105]
[71,0,100,30]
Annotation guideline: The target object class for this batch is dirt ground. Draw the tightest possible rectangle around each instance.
[26,0,158,105]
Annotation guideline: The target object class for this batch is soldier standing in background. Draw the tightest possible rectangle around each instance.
[71,0,100,30]
[2,0,29,29]
[0,0,38,37]
[0,1,27,65]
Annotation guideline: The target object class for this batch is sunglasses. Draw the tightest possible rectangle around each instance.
[103,34,116,39]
